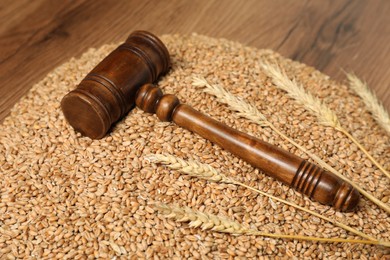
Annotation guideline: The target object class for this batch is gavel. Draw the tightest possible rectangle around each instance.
[61,31,359,211]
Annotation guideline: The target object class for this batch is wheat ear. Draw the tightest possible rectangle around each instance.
[155,203,390,247]
[146,154,376,241]
[192,76,390,214]
[346,72,390,136]
[259,62,390,180]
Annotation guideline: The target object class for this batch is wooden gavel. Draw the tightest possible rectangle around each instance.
[61,31,359,211]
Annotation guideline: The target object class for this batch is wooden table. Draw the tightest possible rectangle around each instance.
[1,0,389,121]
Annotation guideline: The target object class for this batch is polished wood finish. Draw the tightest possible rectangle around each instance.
[137,84,359,211]
[61,32,360,211]
[1,0,390,122]
[61,31,170,139]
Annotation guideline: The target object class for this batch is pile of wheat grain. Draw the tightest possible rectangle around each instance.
[0,33,389,259]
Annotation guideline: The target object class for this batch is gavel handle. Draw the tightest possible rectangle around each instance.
[136,84,359,211]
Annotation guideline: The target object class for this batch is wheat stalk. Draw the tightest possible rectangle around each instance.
[155,203,390,247]
[147,153,233,184]
[155,203,248,233]
[259,62,390,180]
[192,77,269,126]
[146,154,376,241]
[192,76,390,214]
[346,72,390,136]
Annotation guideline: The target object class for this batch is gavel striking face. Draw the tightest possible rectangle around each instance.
[61,31,360,211]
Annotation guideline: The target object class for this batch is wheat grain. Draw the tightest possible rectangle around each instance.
[146,154,377,241]
[1,33,389,258]
[346,72,390,135]
[192,76,390,214]
[155,203,390,247]
[260,62,390,180]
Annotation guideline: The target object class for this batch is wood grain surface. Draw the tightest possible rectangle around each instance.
[0,0,389,121]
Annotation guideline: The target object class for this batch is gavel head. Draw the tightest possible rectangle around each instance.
[61,31,170,139]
